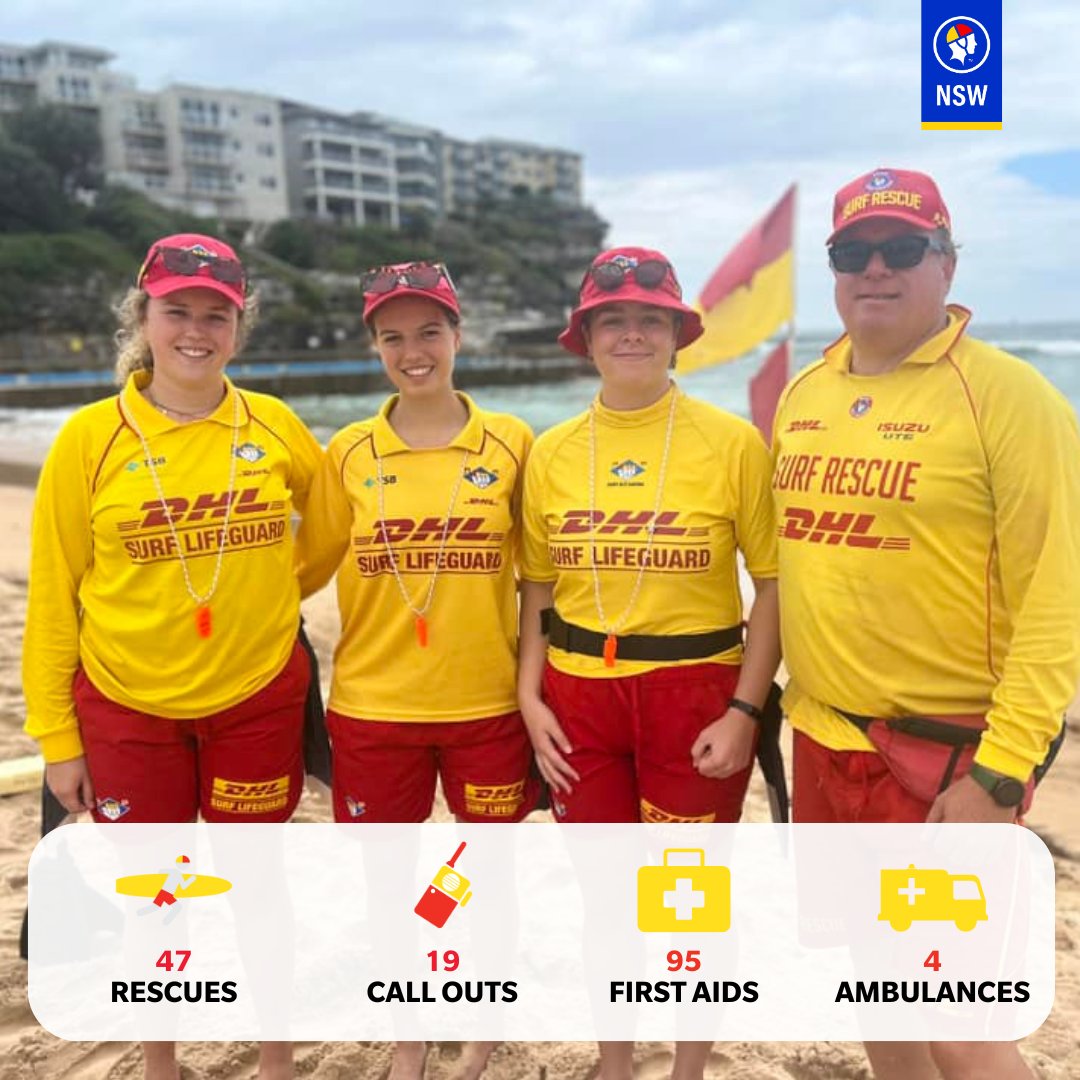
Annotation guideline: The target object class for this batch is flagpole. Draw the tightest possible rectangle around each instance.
[787,183,798,406]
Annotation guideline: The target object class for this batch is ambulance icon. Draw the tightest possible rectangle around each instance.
[878,864,987,932]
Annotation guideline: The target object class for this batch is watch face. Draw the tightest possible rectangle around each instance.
[993,778,1026,807]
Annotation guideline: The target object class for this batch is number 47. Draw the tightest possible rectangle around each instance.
[156,950,191,972]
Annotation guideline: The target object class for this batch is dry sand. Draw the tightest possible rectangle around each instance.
[1,476,1078,1079]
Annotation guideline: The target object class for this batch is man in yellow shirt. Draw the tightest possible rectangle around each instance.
[774,168,1080,1080]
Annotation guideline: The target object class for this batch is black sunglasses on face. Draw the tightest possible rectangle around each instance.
[139,246,246,286]
[361,262,455,295]
[828,234,946,274]
[587,258,679,296]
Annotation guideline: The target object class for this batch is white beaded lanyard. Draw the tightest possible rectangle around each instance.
[588,385,679,666]
[122,389,241,638]
[375,445,470,647]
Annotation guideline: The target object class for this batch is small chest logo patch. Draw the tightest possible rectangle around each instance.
[464,467,498,489]
[235,442,266,463]
[611,460,645,480]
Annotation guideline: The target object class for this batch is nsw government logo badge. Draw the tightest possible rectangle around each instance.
[920,3,1001,130]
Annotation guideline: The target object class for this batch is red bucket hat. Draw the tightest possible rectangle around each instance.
[137,233,246,309]
[558,246,704,358]
[828,168,952,243]
[361,261,461,327]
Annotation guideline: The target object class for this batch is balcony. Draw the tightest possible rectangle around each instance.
[182,148,230,167]
[125,149,169,171]
[179,110,225,132]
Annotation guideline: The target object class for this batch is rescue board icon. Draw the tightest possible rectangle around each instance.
[115,854,232,925]
[878,864,987,932]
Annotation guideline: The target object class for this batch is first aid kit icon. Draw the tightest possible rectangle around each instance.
[637,848,731,933]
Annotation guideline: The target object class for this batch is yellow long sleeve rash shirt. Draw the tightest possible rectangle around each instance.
[22,373,324,762]
[773,307,1080,780]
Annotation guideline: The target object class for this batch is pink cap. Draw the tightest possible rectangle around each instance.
[361,262,461,327]
[138,233,246,308]
[828,168,952,243]
[558,246,703,358]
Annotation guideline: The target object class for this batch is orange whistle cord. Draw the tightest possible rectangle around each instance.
[416,614,429,647]
[195,605,213,638]
[603,634,617,667]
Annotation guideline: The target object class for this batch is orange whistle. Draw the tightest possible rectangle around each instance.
[603,633,617,667]
[416,614,429,647]
[195,605,213,638]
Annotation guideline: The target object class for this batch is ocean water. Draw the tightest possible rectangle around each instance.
[2,322,1078,451]
[228,320,1080,443]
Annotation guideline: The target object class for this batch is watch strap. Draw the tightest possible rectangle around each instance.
[728,697,764,722]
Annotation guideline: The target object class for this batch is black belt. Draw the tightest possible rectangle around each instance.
[541,608,742,662]
[833,707,982,747]
[833,705,1065,787]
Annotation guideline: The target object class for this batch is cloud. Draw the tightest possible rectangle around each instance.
[4,0,1078,322]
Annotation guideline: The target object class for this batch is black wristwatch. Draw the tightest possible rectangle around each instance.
[728,697,764,722]
[967,763,1026,808]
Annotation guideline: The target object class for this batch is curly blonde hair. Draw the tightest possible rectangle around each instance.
[113,287,261,385]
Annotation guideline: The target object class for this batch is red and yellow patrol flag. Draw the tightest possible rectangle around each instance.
[749,340,790,440]
[677,185,796,374]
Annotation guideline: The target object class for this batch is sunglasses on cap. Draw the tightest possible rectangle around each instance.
[828,234,948,274]
[137,245,245,287]
[361,262,456,295]
[586,257,680,296]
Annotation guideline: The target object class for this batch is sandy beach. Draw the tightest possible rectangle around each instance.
[1,470,1078,1079]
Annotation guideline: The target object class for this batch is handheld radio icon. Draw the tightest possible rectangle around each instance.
[414,841,473,928]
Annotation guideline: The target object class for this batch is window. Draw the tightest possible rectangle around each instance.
[181,99,222,129]
[322,170,352,190]
[255,112,273,126]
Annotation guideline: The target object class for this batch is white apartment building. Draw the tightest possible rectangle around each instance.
[0,40,116,114]
[280,103,398,228]
[383,118,442,223]
[100,84,289,221]
[443,137,582,216]
[2,39,582,227]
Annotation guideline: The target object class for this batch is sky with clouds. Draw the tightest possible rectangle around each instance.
[6,0,1079,330]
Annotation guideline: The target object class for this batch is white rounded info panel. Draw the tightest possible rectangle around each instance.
[28,823,1053,1042]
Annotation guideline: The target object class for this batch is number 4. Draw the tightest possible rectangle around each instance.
[923,950,941,972]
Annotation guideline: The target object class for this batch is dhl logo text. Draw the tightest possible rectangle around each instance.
[370,516,495,543]
[778,508,911,550]
[464,780,526,818]
[209,775,290,815]
[556,510,690,536]
[212,778,290,798]
[135,488,274,528]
